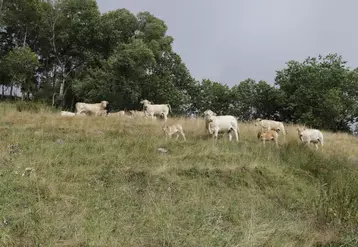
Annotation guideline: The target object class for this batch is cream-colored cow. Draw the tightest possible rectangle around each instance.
[207,115,239,142]
[140,99,171,121]
[297,127,324,150]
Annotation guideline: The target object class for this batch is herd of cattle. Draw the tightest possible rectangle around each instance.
[59,100,324,150]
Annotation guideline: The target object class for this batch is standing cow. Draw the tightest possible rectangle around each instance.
[140,99,172,121]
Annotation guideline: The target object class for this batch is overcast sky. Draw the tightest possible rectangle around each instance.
[97,0,358,86]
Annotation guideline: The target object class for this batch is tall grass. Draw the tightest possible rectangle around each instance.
[0,103,358,246]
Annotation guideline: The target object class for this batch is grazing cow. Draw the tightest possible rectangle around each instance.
[60,111,76,116]
[162,123,186,141]
[140,99,171,121]
[296,127,324,150]
[207,115,239,142]
[257,129,280,147]
[203,110,217,133]
[255,118,286,141]
[75,101,109,116]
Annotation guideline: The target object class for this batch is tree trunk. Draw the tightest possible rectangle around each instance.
[59,79,65,109]
[23,28,27,47]
[52,93,57,107]
[10,85,13,97]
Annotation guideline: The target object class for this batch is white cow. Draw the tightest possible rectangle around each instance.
[296,127,324,150]
[75,101,109,116]
[162,123,186,141]
[140,99,171,121]
[60,111,76,116]
[257,129,280,148]
[255,118,286,141]
[207,115,239,142]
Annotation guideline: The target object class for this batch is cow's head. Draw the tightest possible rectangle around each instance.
[140,99,151,105]
[203,109,216,118]
[101,101,109,109]
[254,118,262,126]
[207,115,216,123]
[296,127,305,134]
[161,124,168,131]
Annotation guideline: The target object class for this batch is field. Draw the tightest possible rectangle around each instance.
[1,102,358,247]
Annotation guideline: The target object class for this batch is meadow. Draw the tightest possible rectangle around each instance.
[1,102,358,247]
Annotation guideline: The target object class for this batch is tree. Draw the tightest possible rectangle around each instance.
[229,79,256,120]
[39,0,101,108]
[2,46,39,99]
[275,54,358,131]
[253,80,283,120]
[193,79,231,115]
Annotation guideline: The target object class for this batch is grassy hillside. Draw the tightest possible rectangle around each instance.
[1,102,358,246]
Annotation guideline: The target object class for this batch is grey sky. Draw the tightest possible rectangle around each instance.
[97,0,358,87]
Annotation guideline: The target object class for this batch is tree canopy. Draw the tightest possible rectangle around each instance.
[1,0,357,131]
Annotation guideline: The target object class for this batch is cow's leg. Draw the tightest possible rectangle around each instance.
[232,128,239,143]
[164,114,168,122]
[181,131,186,141]
[228,130,232,142]
[175,132,179,140]
[320,139,324,151]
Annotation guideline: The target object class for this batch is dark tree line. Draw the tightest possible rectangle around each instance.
[1,0,358,131]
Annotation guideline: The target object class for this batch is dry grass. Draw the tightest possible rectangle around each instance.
[0,102,358,246]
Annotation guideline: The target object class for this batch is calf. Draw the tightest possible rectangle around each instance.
[257,129,280,147]
[162,123,186,141]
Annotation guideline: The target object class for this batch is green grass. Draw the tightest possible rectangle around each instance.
[1,102,358,246]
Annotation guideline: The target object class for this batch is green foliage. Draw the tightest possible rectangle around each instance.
[275,54,358,131]
[2,46,39,96]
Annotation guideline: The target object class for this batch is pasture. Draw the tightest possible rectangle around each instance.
[1,102,358,246]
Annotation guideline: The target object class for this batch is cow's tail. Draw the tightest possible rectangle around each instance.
[167,104,172,114]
